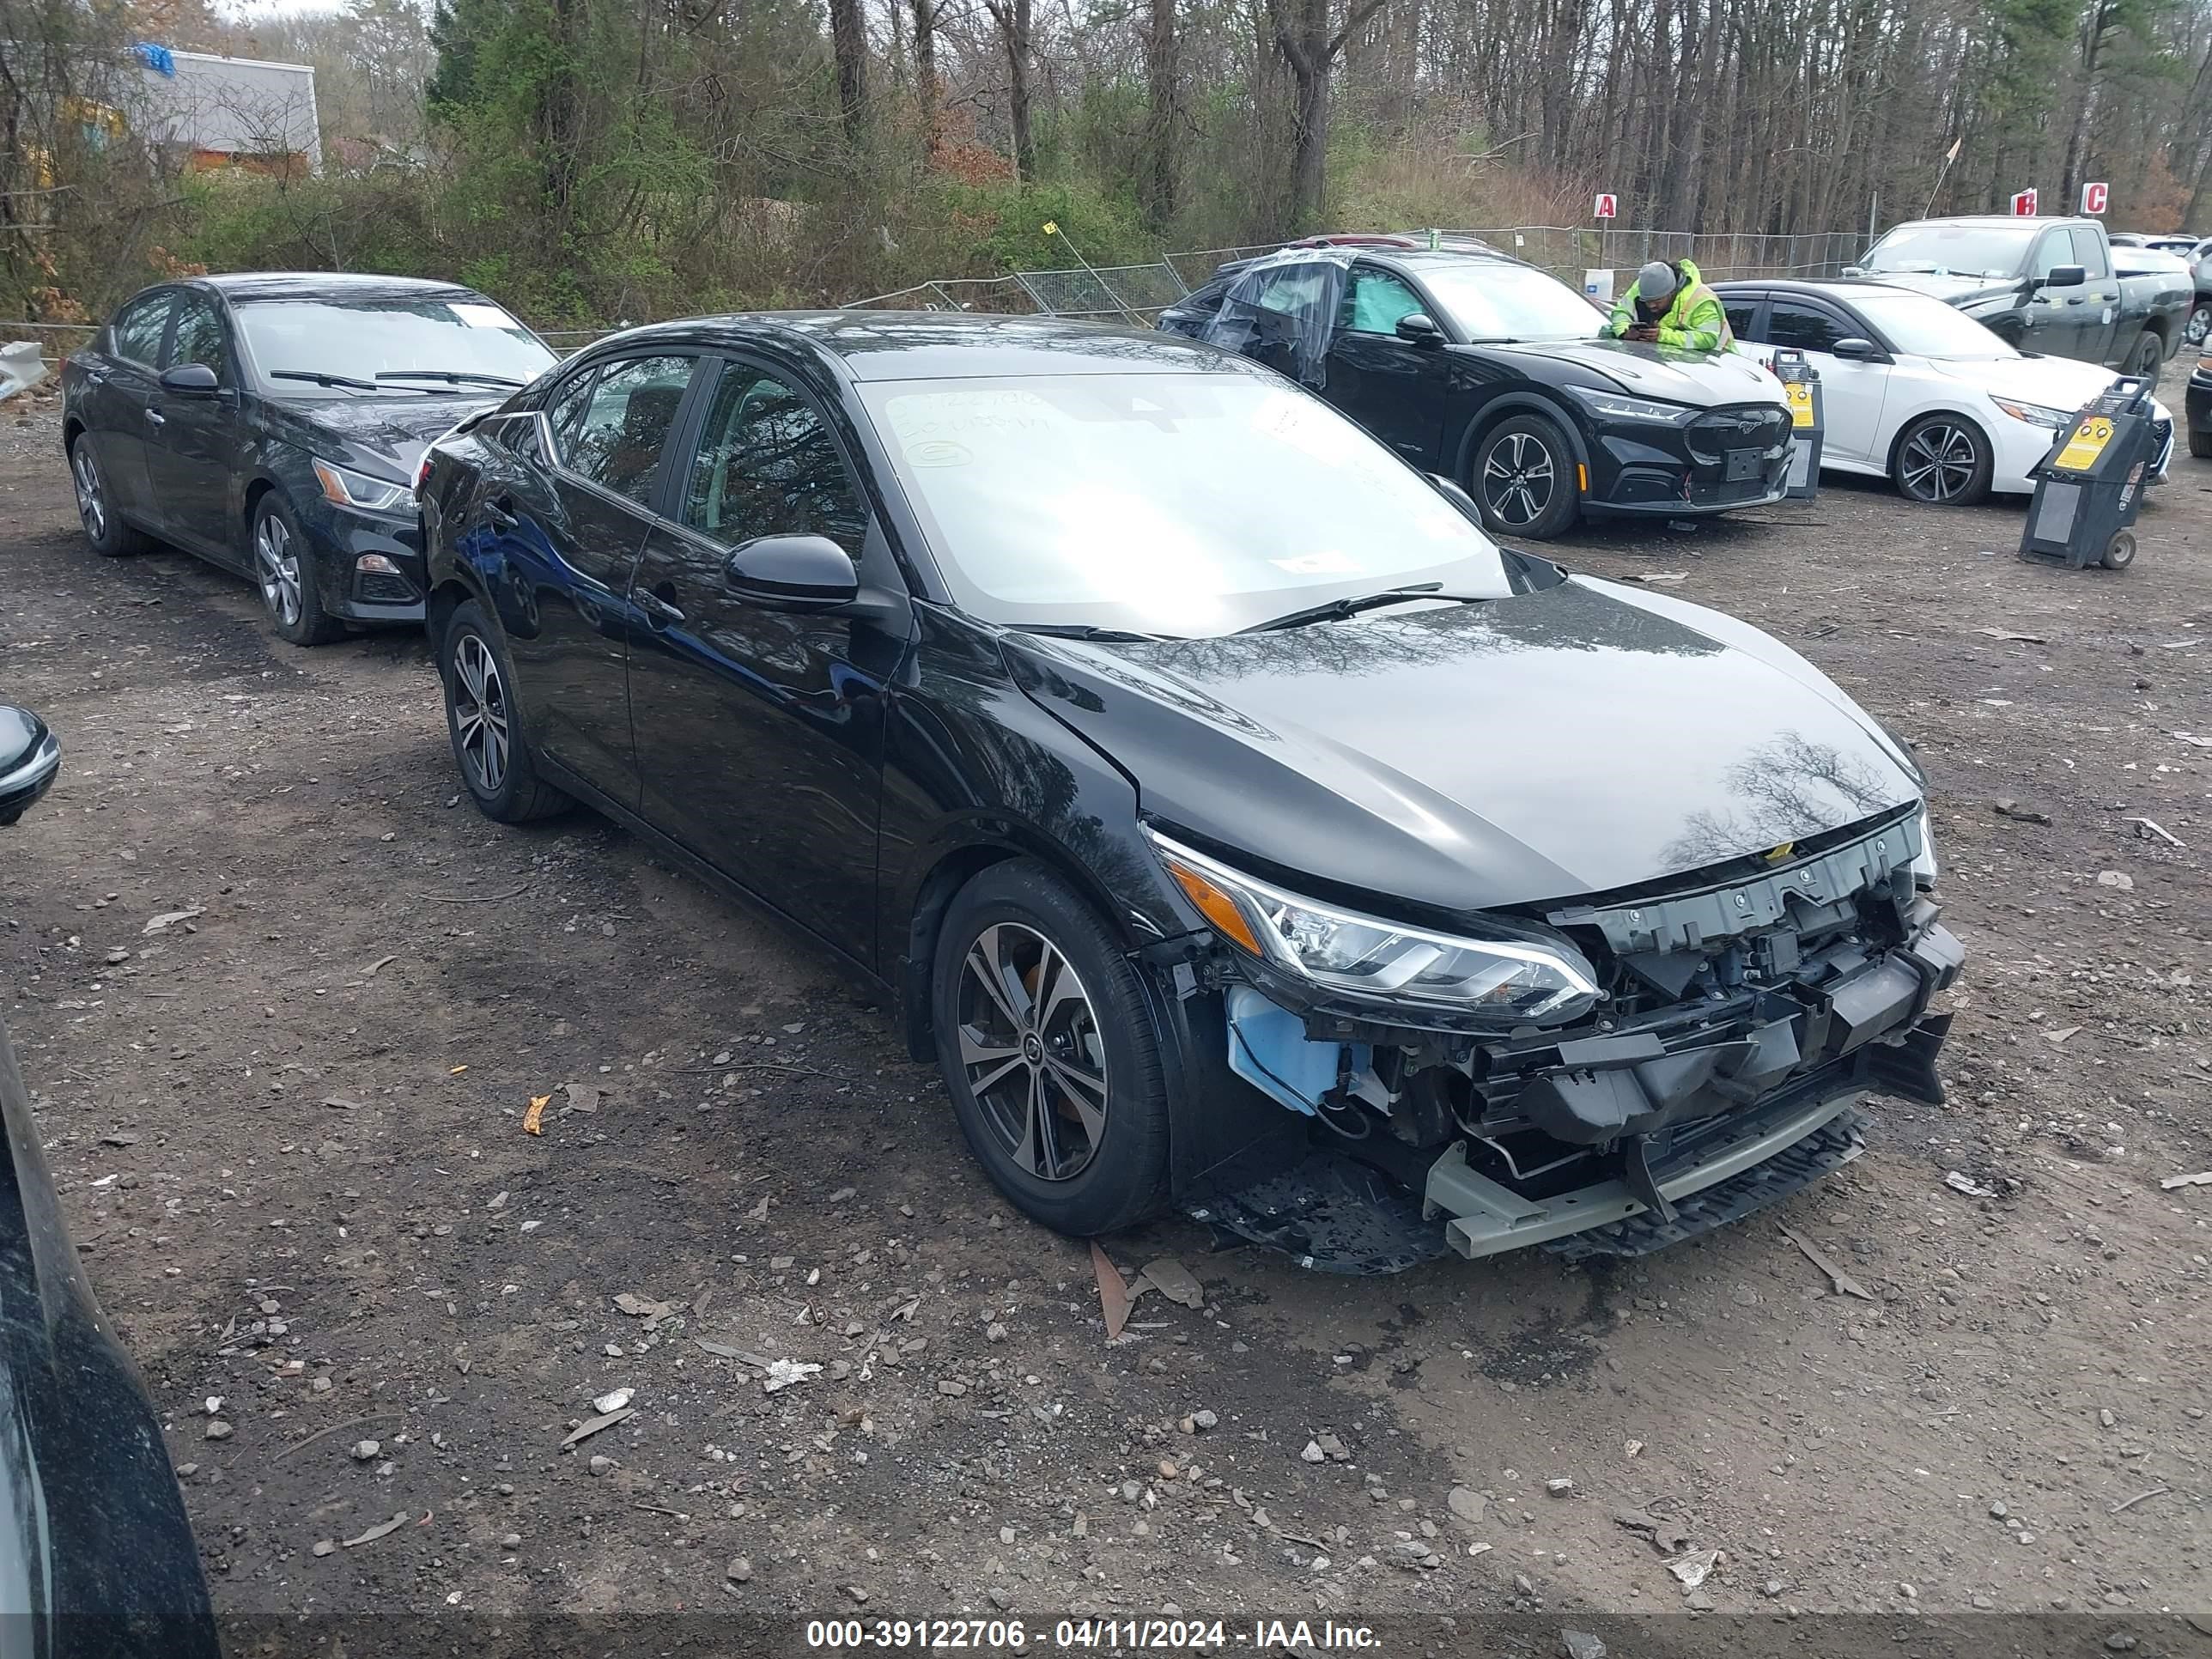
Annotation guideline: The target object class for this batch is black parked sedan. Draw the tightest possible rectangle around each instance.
[0,714,222,1656]
[1163,246,1794,539]
[61,273,556,644]
[419,313,1960,1271]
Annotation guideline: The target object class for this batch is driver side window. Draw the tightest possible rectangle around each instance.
[680,366,867,556]
[1340,268,1425,337]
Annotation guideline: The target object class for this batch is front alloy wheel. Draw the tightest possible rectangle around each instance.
[256,511,303,629]
[2185,303,2210,349]
[1893,416,1991,506]
[1481,430,1556,528]
[932,860,1169,1237]
[957,922,1109,1182]
[73,443,106,544]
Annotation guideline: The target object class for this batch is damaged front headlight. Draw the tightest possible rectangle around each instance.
[1911,804,1939,888]
[1143,828,1599,1022]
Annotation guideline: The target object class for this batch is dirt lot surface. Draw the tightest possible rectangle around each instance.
[3,365,2209,1656]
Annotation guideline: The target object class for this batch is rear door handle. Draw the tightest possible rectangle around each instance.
[483,496,517,530]
[144,408,166,426]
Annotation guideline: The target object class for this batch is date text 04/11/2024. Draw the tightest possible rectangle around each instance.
[802,1619,1382,1651]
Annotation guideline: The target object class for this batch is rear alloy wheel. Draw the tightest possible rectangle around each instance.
[441,599,569,823]
[933,861,1169,1237]
[1472,415,1580,540]
[252,496,343,646]
[70,436,152,557]
[2185,302,2211,349]
[1892,415,1993,506]
[2126,332,2165,380]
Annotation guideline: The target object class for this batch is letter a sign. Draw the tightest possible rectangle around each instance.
[2010,187,2039,216]
[2081,181,2108,215]
[1593,193,1618,221]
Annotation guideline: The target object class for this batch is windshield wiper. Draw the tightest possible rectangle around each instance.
[376,369,527,388]
[269,369,393,392]
[1013,623,1177,643]
[1240,583,1471,634]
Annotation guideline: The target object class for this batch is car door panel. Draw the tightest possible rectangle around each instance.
[625,358,907,968]
[2067,227,2121,366]
[1760,299,1887,465]
[140,291,245,567]
[88,292,174,527]
[492,354,701,807]
[1323,266,1446,465]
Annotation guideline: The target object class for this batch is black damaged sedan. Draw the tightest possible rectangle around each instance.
[61,273,556,644]
[419,314,1961,1272]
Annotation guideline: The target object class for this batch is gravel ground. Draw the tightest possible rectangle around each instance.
[3,363,2209,1656]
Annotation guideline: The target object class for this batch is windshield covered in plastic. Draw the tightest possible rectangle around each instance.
[1415,262,1610,342]
[1859,223,2036,279]
[860,373,1510,636]
[235,297,556,395]
[1851,289,2018,359]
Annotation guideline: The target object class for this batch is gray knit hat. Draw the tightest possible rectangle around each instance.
[1637,260,1680,301]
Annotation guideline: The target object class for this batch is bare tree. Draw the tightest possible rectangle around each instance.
[981,0,1035,178]
[830,0,867,143]
[1265,0,1388,228]
[1141,0,1177,229]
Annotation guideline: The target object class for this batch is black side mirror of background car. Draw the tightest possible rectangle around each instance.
[723,534,865,612]
[2042,264,2087,289]
[1395,312,1445,348]
[1831,337,1885,362]
[0,706,61,827]
[158,363,221,394]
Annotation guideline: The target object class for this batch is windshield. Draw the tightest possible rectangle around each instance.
[235,296,556,396]
[1416,263,1607,342]
[1852,289,2016,359]
[1860,223,2035,279]
[860,373,1511,636]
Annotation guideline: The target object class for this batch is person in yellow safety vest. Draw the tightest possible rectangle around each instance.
[1607,258,1735,352]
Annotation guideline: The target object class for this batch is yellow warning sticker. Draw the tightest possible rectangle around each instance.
[1784,382,1814,428]
[2055,416,2113,471]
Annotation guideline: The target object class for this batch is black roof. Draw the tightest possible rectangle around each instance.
[197,271,489,304]
[576,312,1264,381]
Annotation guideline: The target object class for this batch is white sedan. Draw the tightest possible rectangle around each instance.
[1715,278,2173,504]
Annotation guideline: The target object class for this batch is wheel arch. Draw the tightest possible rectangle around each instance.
[1448,390,1593,485]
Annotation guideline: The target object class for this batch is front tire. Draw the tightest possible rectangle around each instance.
[1892,414,1993,506]
[1471,415,1580,540]
[441,599,570,823]
[931,860,1170,1237]
[70,435,154,557]
[2190,426,2211,459]
[251,495,343,646]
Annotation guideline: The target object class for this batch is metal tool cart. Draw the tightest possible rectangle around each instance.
[2019,376,2161,571]
[1770,347,1823,501]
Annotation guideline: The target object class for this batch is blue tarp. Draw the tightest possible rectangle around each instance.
[133,42,177,76]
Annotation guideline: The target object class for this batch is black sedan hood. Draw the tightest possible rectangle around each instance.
[1468,336,1786,406]
[262,390,497,481]
[1007,578,1920,915]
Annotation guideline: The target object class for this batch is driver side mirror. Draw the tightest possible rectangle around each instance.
[0,706,61,827]
[2042,264,2087,289]
[1395,312,1445,348]
[1831,337,1883,362]
[722,533,860,612]
[159,362,221,395]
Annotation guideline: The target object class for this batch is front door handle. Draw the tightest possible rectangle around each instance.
[636,586,685,627]
[144,407,166,426]
[483,496,517,530]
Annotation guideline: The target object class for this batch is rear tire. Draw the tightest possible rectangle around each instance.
[2189,426,2212,459]
[1891,414,1993,506]
[2185,302,2211,349]
[931,860,1170,1238]
[251,495,344,646]
[2125,331,2165,380]
[69,434,154,557]
[1470,415,1580,540]
[440,599,571,823]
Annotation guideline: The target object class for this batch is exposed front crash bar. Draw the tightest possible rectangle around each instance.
[1424,1089,1862,1260]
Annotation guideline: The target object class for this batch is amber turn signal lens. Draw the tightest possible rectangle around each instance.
[1165,860,1264,956]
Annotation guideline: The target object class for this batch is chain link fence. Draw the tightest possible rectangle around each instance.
[845,228,1871,321]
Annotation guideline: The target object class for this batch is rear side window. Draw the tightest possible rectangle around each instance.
[563,356,696,505]
[110,293,173,366]
[2069,228,2111,280]
[167,293,229,379]
[1767,301,1847,356]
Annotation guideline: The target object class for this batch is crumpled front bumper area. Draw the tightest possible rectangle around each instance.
[1191,810,1964,1271]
